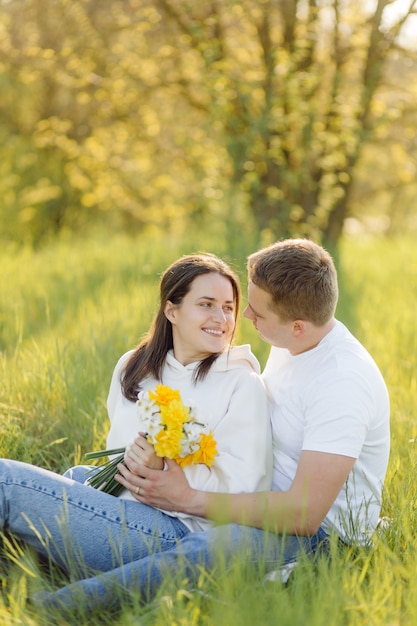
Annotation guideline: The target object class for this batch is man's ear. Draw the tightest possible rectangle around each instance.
[164,300,176,323]
[292,320,306,338]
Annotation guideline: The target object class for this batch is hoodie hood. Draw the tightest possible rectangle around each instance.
[165,344,261,375]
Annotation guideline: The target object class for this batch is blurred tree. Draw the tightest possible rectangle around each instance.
[0,0,209,245]
[0,0,416,248]
[348,50,417,236]
[150,0,417,248]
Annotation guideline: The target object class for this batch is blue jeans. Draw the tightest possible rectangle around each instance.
[34,525,329,614]
[37,525,324,613]
[1,459,328,613]
[0,459,189,578]
[31,501,328,615]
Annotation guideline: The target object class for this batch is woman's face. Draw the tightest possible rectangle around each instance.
[164,272,236,365]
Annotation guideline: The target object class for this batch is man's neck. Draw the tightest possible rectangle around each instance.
[290,318,335,355]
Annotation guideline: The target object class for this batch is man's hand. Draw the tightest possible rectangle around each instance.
[124,433,164,471]
[115,458,200,512]
[116,448,355,533]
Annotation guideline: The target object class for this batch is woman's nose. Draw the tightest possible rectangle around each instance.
[212,306,226,322]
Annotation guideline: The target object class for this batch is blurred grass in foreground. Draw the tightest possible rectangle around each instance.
[1,232,416,625]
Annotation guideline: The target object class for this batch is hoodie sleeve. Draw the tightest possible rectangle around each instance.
[106,351,133,423]
[182,371,273,494]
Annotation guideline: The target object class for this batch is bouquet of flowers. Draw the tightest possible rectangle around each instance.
[85,384,218,496]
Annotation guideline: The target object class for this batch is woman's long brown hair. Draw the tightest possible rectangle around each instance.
[121,253,241,401]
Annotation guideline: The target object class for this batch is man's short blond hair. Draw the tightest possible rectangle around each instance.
[247,239,338,326]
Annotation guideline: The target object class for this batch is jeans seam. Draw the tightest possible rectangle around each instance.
[3,479,184,541]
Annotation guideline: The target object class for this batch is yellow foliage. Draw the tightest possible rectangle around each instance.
[20,180,62,205]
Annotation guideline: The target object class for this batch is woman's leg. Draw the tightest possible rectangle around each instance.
[0,459,189,577]
[63,465,95,483]
[34,523,329,614]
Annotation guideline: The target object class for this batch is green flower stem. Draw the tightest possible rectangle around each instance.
[85,448,126,496]
[85,447,126,460]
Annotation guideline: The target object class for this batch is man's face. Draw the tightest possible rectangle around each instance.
[243,282,294,349]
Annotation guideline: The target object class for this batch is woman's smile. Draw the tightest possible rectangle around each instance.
[202,327,224,336]
[165,272,236,365]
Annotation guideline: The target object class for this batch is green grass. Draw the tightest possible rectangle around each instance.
[1,231,416,624]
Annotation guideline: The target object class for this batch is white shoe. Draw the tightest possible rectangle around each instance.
[263,561,298,585]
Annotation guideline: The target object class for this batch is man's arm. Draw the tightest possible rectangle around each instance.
[116,450,355,535]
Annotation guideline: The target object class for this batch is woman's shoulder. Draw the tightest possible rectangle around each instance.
[217,344,261,375]
[113,349,135,372]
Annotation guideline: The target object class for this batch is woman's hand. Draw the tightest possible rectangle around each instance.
[115,458,197,512]
[124,433,164,471]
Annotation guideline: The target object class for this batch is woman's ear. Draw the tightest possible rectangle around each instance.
[164,300,176,324]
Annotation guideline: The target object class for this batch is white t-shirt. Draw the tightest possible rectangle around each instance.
[262,320,390,545]
[106,345,273,531]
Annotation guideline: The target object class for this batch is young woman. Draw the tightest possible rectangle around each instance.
[0,253,271,582]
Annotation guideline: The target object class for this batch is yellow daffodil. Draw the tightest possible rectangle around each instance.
[154,427,182,459]
[86,386,218,494]
[160,399,190,429]
[149,385,181,406]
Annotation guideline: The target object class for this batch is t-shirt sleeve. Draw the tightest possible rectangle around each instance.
[301,371,374,458]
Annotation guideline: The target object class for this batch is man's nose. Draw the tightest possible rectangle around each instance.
[243,305,252,320]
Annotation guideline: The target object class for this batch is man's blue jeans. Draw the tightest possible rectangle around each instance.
[34,521,329,614]
[0,459,328,613]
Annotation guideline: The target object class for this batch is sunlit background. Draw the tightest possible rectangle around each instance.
[0,0,416,251]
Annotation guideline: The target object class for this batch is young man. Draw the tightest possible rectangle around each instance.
[37,239,390,612]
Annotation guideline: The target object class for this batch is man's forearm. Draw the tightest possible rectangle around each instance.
[185,489,301,534]
[118,460,308,534]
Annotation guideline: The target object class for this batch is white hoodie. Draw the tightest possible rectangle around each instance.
[106,345,272,531]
